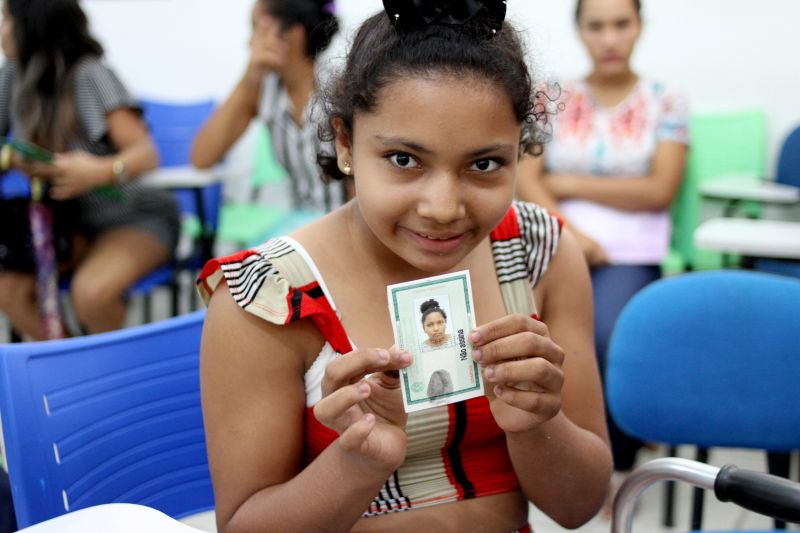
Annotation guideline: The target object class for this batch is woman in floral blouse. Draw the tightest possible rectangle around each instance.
[517,0,689,501]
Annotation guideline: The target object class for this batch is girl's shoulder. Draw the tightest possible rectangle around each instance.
[196,236,351,354]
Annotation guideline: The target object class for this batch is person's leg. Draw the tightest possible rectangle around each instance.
[591,264,661,471]
[0,271,43,340]
[70,227,171,334]
[0,469,16,533]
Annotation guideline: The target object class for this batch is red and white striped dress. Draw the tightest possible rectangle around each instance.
[197,201,562,524]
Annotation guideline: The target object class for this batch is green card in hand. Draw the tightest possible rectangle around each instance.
[1,137,54,163]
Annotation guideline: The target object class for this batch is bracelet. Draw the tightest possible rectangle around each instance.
[112,158,129,186]
[1,145,12,171]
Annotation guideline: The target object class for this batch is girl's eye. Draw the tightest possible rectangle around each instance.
[388,152,419,169]
[471,158,500,172]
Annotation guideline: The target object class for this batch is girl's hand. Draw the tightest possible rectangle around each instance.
[574,230,609,267]
[471,315,565,434]
[48,151,111,200]
[314,346,412,474]
[243,17,288,86]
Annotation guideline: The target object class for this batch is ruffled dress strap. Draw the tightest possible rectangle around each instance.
[196,237,352,355]
[490,201,563,317]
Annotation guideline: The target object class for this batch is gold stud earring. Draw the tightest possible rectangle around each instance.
[342,160,352,176]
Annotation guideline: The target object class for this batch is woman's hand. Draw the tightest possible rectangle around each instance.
[46,151,111,200]
[314,346,412,474]
[471,315,565,434]
[243,16,288,86]
[573,230,609,267]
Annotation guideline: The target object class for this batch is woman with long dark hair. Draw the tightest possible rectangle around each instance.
[0,0,180,338]
[191,0,347,212]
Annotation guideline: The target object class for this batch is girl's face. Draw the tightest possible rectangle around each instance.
[577,0,641,77]
[339,75,520,274]
[423,311,447,344]
[0,4,16,59]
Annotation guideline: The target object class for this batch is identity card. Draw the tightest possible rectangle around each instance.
[387,270,483,413]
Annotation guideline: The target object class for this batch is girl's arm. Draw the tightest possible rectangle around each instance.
[509,229,611,526]
[544,141,688,211]
[189,77,262,169]
[201,285,406,533]
[471,229,612,527]
[191,18,287,169]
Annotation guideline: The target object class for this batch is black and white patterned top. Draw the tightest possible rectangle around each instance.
[0,58,179,249]
[258,73,347,212]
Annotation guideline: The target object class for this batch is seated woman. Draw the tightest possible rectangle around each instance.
[517,0,689,502]
[198,2,611,531]
[0,0,179,338]
[191,0,348,212]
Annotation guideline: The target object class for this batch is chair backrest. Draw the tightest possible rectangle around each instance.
[606,271,800,451]
[0,311,213,528]
[139,99,215,168]
[139,99,221,260]
[669,110,767,270]
[776,125,800,188]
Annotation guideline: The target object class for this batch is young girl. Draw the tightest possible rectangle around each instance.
[517,0,689,492]
[199,3,611,531]
[0,0,179,338]
[191,0,347,212]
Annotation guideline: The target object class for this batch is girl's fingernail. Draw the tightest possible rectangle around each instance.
[494,385,503,397]
[377,349,389,362]
[470,330,481,344]
[472,349,482,362]
[364,413,375,425]
[358,382,370,395]
[400,351,412,365]
[485,366,495,379]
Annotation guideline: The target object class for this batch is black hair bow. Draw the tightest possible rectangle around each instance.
[383,0,507,38]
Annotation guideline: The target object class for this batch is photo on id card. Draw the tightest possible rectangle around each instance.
[387,270,483,413]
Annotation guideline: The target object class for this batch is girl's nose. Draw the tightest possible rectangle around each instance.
[416,172,466,224]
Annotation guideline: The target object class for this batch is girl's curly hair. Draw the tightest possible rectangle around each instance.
[317,12,559,182]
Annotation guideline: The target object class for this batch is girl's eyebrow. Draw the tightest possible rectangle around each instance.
[467,144,515,158]
[374,135,432,155]
[374,136,514,158]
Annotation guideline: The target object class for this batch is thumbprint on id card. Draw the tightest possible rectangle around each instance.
[387,270,483,413]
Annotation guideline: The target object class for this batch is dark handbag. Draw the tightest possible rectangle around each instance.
[0,196,78,273]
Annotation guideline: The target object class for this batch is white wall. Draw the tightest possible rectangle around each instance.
[73,0,800,170]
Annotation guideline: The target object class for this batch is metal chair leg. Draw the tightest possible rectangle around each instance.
[768,451,791,529]
[690,447,709,531]
[662,445,677,528]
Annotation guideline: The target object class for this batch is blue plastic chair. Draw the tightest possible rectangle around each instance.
[0,311,213,528]
[606,271,800,532]
[755,125,800,279]
[776,125,800,188]
[137,99,221,317]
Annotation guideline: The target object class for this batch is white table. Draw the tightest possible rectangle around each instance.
[138,165,223,262]
[139,166,221,189]
[699,176,800,204]
[17,503,207,533]
[699,176,800,221]
[694,218,800,260]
